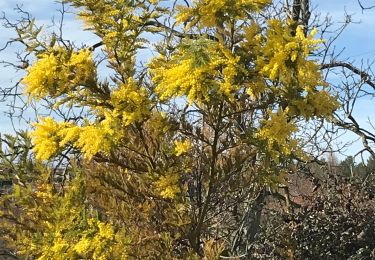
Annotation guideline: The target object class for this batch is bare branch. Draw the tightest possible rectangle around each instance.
[321,61,375,90]
[358,0,375,13]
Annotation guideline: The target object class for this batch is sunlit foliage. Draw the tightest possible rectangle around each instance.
[1,0,340,258]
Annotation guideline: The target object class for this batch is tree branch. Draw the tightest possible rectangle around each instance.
[321,61,375,90]
[358,0,375,13]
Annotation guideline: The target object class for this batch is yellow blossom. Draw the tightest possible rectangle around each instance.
[23,48,95,100]
[156,173,181,199]
[31,117,63,160]
[110,78,150,125]
[150,40,243,103]
[174,140,191,156]
[31,117,117,160]
[50,237,69,254]
[257,20,323,84]
[74,238,91,255]
[98,222,115,239]
[257,109,298,157]
[176,0,271,27]
[22,52,60,98]
[75,125,112,159]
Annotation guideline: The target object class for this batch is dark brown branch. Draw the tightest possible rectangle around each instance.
[291,0,302,23]
[321,62,375,90]
[89,41,103,51]
[358,0,375,13]
[331,116,375,157]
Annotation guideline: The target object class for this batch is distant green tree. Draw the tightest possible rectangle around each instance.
[339,156,355,178]
[365,156,375,173]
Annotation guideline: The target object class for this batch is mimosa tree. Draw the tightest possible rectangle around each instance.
[0,0,341,258]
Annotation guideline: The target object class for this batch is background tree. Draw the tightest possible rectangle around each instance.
[249,172,375,259]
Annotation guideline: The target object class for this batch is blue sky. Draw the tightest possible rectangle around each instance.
[0,0,375,159]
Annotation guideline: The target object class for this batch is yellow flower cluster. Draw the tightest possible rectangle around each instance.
[146,112,170,136]
[73,219,116,259]
[77,2,126,31]
[16,172,129,260]
[176,0,271,27]
[69,49,95,83]
[308,90,339,117]
[257,20,322,83]
[31,117,68,160]
[110,78,150,126]
[290,89,340,119]
[174,140,192,156]
[22,52,60,99]
[23,48,95,99]
[257,109,298,159]
[50,235,69,256]
[242,20,339,119]
[75,0,159,68]
[155,172,181,199]
[30,77,152,161]
[74,125,113,159]
[150,40,241,103]
[31,117,116,160]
